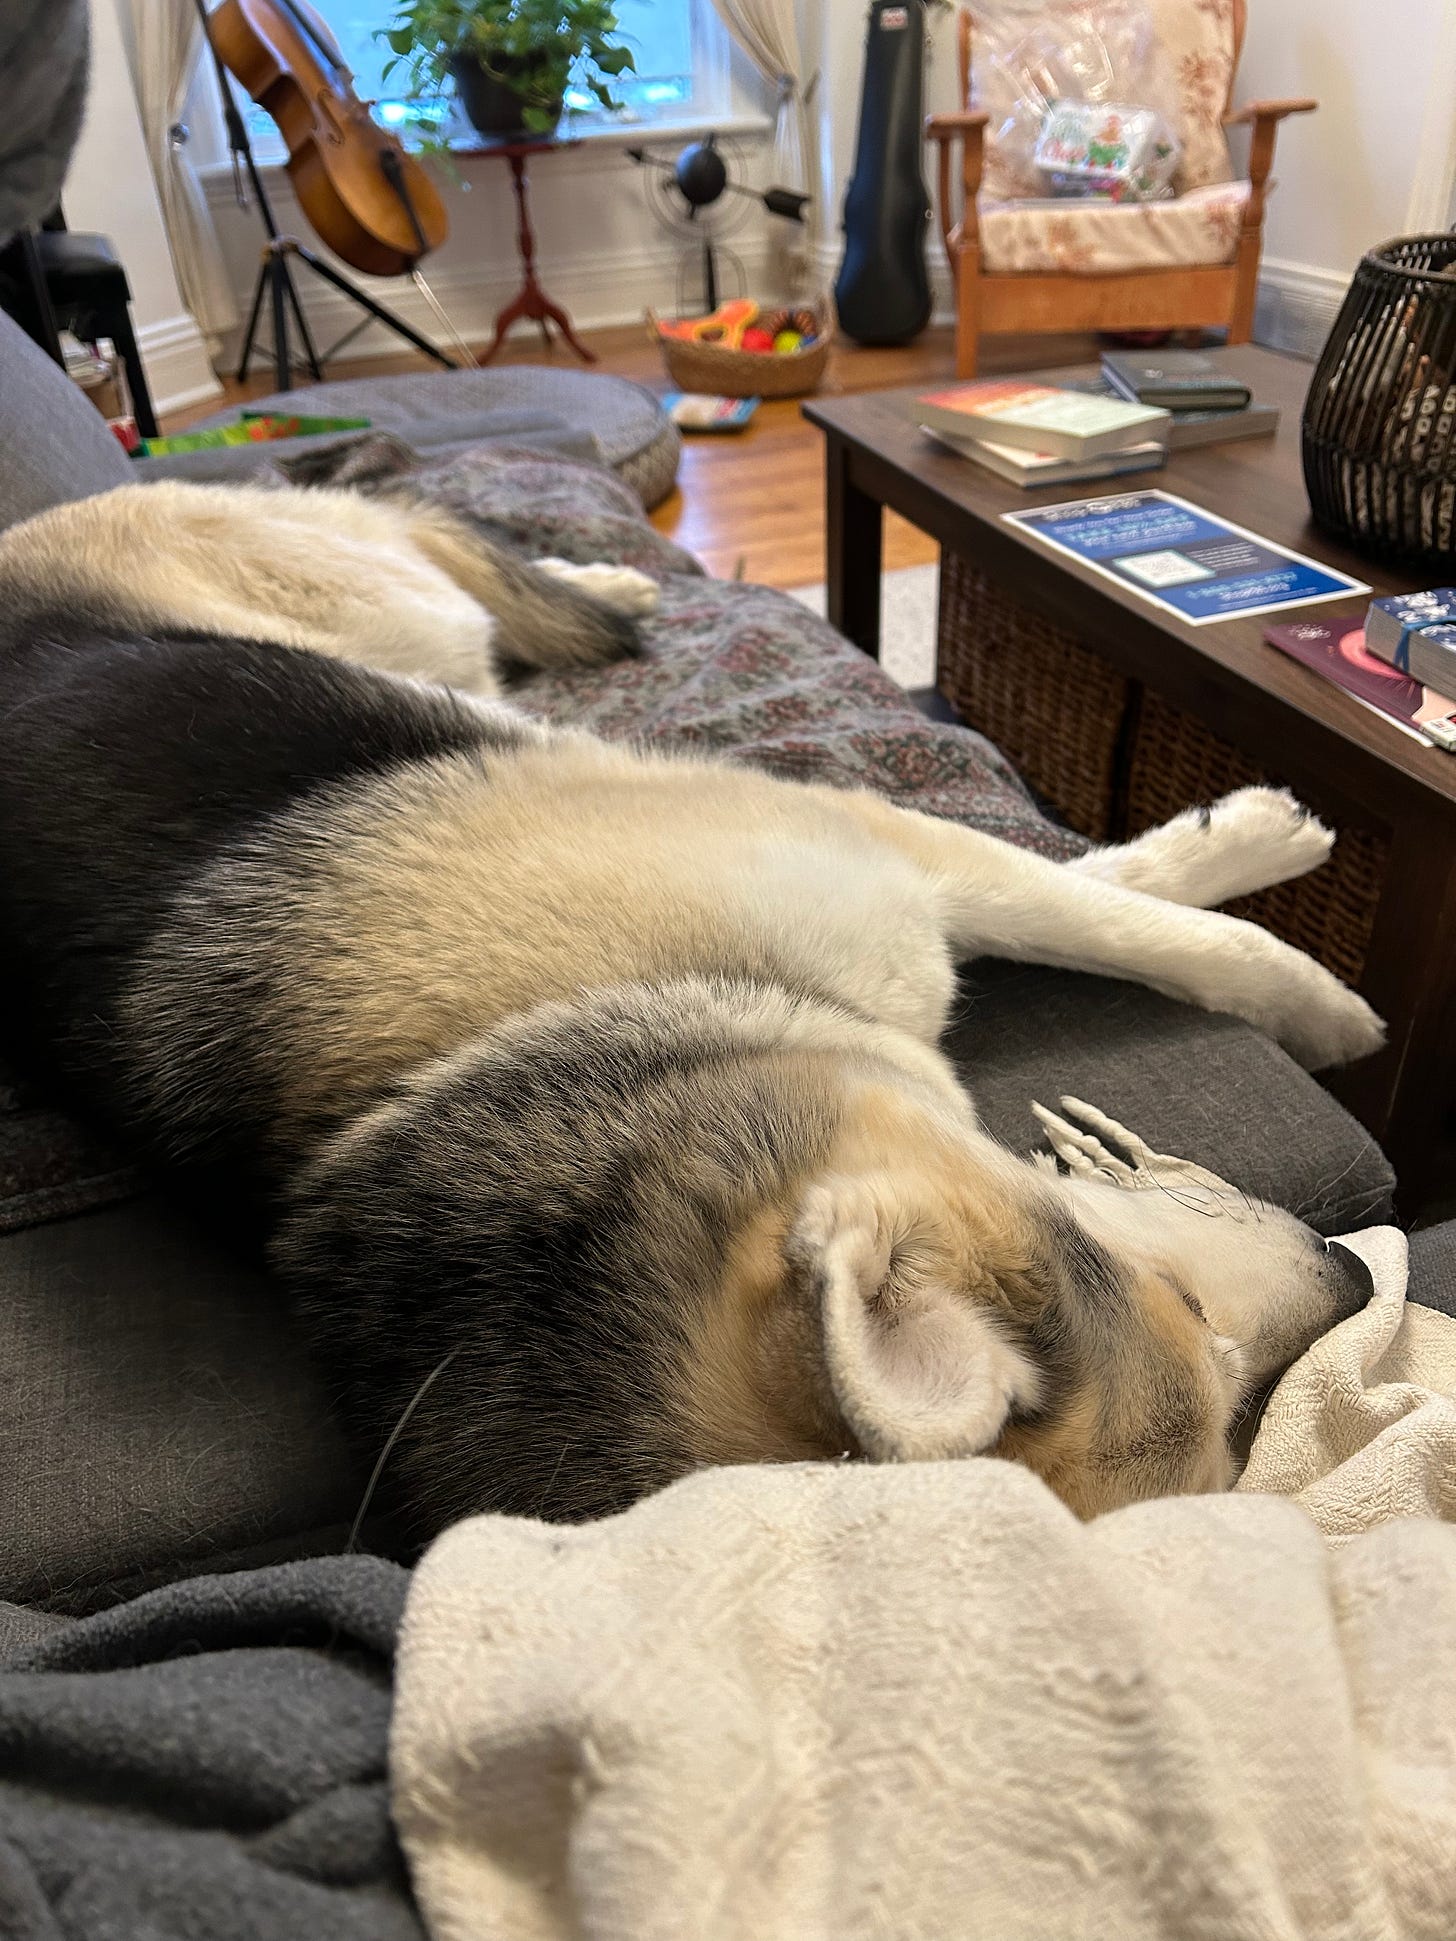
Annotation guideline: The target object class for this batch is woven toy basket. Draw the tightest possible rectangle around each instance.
[648,302,833,399]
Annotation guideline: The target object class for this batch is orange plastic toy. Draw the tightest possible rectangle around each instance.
[655,298,759,348]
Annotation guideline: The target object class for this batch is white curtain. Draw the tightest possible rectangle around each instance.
[707,0,816,288]
[130,0,237,346]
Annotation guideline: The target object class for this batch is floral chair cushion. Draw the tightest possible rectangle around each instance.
[972,0,1239,204]
[980,178,1248,274]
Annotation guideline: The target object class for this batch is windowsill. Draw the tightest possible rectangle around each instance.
[197,108,774,186]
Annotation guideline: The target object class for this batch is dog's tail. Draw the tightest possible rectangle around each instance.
[401,502,648,670]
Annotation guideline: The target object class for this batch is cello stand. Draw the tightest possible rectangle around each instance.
[235,233,459,388]
[200,0,460,388]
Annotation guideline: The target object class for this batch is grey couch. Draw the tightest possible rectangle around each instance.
[0,309,1442,1624]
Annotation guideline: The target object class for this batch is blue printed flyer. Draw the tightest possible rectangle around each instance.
[1003,490,1369,625]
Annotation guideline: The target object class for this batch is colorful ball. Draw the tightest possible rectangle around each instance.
[773,329,804,354]
[740,327,776,353]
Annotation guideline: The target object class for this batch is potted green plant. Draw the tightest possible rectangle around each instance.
[383,0,636,141]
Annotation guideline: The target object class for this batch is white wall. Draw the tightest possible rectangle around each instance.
[1223,0,1453,355]
[64,0,221,411]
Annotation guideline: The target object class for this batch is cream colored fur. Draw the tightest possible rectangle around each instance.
[12,477,1386,1509]
[0,480,659,697]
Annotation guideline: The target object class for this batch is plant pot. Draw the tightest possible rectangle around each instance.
[449,54,562,139]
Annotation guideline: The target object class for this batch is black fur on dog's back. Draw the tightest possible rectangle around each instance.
[0,610,522,1169]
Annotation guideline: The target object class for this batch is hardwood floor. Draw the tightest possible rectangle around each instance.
[166,321,1103,590]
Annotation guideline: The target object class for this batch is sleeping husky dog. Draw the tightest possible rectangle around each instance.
[0,480,1383,1534]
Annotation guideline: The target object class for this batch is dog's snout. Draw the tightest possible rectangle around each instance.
[1324,1240,1374,1319]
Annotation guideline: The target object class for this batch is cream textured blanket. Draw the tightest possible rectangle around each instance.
[392,1227,1456,1940]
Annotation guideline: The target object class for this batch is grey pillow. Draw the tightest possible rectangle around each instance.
[0,307,131,530]
[1410,1222,1456,1319]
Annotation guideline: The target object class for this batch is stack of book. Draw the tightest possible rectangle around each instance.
[911,353,1281,487]
[1364,590,1456,693]
[911,379,1170,486]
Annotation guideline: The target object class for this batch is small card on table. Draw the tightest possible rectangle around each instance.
[1002,490,1369,626]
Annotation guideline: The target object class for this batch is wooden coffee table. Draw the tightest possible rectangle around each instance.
[804,345,1455,1198]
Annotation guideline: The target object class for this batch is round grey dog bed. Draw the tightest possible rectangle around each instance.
[197,367,681,510]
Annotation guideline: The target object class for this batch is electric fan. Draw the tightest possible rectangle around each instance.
[628,135,809,314]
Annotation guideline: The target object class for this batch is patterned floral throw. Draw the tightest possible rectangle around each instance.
[0,444,1074,1235]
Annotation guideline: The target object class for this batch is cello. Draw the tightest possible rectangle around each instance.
[206,0,448,278]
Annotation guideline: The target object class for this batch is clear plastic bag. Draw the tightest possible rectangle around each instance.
[971,1,1182,203]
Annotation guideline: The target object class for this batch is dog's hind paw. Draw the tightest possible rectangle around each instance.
[1202,787,1334,889]
[1075,786,1336,909]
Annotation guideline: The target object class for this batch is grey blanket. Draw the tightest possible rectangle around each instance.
[0,1557,422,1940]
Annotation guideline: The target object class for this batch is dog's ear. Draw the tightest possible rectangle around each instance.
[789,1180,1041,1462]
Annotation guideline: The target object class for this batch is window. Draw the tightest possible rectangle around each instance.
[236,0,731,152]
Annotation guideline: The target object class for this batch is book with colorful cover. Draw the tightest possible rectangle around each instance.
[1263,608,1456,748]
[924,425,1166,486]
[912,380,1169,460]
[662,392,760,432]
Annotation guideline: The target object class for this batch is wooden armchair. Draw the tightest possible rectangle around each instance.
[927,2,1315,375]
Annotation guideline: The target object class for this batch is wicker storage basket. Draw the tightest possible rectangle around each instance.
[648,303,833,399]
[937,551,1131,842]
[936,553,1388,983]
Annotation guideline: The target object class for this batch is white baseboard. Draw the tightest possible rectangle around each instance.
[1251,260,1350,363]
[137,313,223,416]
[216,240,787,372]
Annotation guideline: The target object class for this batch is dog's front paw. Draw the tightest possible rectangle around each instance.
[1243,952,1386,1070]
[1280,975,1386,1071]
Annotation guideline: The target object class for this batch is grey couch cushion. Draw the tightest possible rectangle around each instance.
[0,309,131,529]
[947,961,1396,1232]
[1410,1221,1456,1319]
[0,1197,363,1612]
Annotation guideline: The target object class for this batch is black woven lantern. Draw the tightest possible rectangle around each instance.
[1302,234,1456,568]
